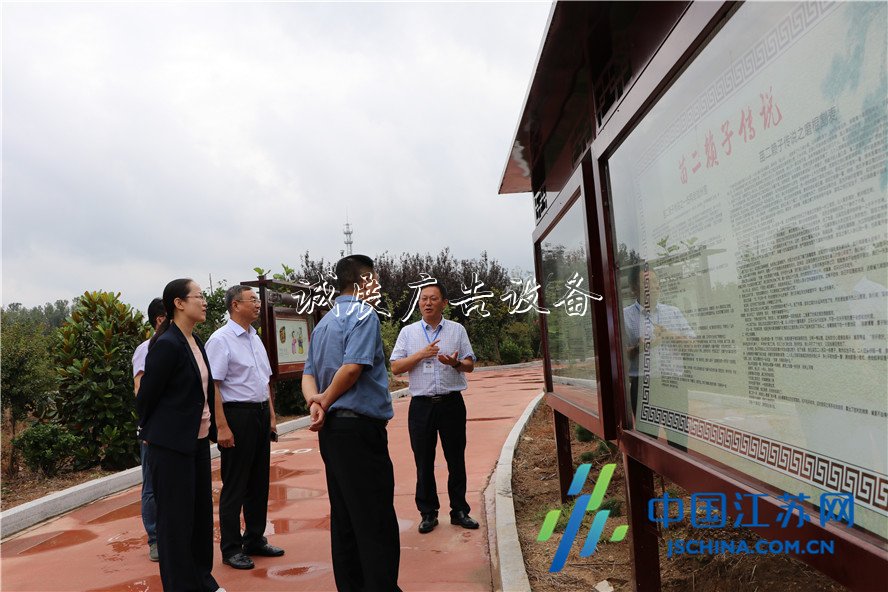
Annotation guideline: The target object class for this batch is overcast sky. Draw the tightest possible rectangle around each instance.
[2,1,550,313]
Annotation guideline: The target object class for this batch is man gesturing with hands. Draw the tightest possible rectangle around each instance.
[390,283,479,534]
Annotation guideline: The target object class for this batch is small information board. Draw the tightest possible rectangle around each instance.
[241,276,327,382]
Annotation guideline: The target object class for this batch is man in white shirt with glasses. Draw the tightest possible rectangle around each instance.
[206,285,284,570]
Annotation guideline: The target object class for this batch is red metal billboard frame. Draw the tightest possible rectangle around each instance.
[524,2,888,590]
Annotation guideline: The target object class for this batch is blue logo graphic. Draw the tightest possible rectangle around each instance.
[536,463,628,572]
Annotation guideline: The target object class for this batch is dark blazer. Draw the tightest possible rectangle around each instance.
[136,322,217,452]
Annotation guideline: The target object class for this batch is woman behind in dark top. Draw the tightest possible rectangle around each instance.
[136,278,223,592]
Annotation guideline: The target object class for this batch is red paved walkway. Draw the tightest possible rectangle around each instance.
[0,365,543,591]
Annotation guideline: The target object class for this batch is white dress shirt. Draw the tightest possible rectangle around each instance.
[390,318,476,397]
[622,301,695,378]
[132,338,150,377]
[206,318,272,403]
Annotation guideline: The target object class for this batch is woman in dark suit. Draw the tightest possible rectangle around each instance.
[136,278,222,592]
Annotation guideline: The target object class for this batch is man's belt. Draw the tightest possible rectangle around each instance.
[328,408,388,426]
[416,391,461,403]
[223,400,270,410]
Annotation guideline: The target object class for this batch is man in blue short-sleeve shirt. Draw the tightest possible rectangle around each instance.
[302,255,401,592]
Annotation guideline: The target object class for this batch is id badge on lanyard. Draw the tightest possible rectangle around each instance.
[423,323,442,375]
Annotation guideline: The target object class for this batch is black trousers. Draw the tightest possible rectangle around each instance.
[219,404,271,558]
[150,438,218,592]
[408,392,469,516]
[319,415,401,592]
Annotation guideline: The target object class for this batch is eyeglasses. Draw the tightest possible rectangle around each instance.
[183,294,207,301]
[236,298,261,304]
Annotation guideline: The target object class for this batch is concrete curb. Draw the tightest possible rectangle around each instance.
[476,361,542,372]
[0,376,522,540]
[485,391,544,592]
[390,387,410,399]
[1,413,309,540]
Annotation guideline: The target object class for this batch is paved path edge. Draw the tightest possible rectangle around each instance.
[0,370,530,540]
[485,391,543,592]
[0,390,412,540]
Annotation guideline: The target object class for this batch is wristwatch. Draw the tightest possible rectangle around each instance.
[451,359,461,369]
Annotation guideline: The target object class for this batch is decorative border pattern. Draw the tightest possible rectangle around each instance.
[635,1,837,175]
[638,371,888,515]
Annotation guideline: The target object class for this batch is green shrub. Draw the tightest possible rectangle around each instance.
[273,378,308,417]
[575,424,594,442]
[55,291,144,470]
[13,423,81,476]
[503,322,531,358]
[666,485,685,498]
[597,439,617,456]
[579,450,597,463]
[500,339,523,365]
[599,497,623,517]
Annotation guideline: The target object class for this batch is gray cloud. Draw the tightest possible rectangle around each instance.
[2,2,549,313]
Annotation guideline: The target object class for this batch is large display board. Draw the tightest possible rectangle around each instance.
[608,1,887,536]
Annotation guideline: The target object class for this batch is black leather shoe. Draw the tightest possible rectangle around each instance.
[418,513,438,534]
[450,511,479,529]
[243,543,285,557]
[222,553,254,570]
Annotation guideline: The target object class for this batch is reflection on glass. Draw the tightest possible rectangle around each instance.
[623,266,697,449]
[608,1,887,537]
[541,198,600,414]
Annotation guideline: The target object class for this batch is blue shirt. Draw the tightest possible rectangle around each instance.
[205,319,272,403]
[390,318,476,397]
[304,295,393,420]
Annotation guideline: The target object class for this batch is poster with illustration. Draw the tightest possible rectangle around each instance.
[275,314,310,366]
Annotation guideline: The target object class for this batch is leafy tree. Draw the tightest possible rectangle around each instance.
[380,317,402,366]
[3,300,73,332]
[502,320,535,361]
[0,314,58,475]
[55,291,144,470]
[194,281,229,343]
[266,250,541,366]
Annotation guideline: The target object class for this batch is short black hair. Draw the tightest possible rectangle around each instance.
[628,265,658,296]
[335,254,374,292]
[147,297,165,328]
[628,266,642,295]
[420,283,447,300]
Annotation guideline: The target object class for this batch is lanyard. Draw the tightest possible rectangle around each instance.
[422,322,443,344]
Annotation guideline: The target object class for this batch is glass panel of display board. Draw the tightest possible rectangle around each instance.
[608,1,887,537]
